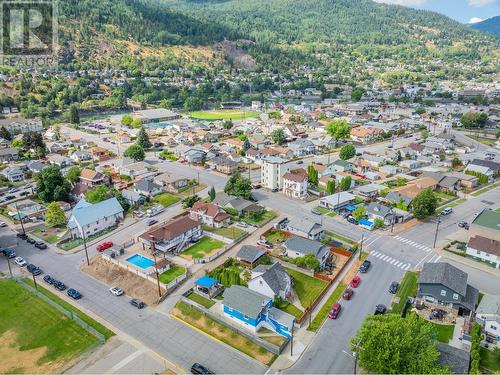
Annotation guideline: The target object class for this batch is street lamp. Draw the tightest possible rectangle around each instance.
[342,339,361,375]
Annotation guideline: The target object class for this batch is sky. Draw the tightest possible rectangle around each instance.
[373,0,500,24]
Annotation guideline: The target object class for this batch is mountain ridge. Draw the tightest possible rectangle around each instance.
[471,15,500,36]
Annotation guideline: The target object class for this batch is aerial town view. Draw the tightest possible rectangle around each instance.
[0,0,499,374]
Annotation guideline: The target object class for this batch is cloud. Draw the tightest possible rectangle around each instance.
[468,0,500,6]
[373,0,428,5]
[469,17,484,23]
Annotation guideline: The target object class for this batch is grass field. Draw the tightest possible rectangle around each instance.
[30,228,60,244]
[189,110,259,120]
[324,230,357,246]
[158,266,186,285]
[187,293,216,309]
[313,206,331,215]
[265,229,289,244]
[284,268,328,309]
[181,237,224,259]
[0,279,101,373]
[202,225,246,239]
[242,211,277,227]
[308,283,347,332]
[391,271,419,315]
[472,182,499,197]
[152,193,181,207]
[466,135,496,146]
[480,347,500,372]
[429,322,454,343]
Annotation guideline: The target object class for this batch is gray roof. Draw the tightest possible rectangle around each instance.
[0,147,18,156]
[257,263,291,296]
[365,202,393,217]
[476,294,500,324]
[284,236,329,259]
[236,245,265,263]
[419,263,468,296]
[462,284,479,312]
[223,285,271,318]
[437,343,470,374]
[212,192,233,207]
[268,306,296,328]
[286,218,322,235]
[470,158,500,171]
[439,176,460,189]
[135,179,161,193]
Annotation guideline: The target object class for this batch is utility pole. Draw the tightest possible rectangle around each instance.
[359,234,364,260]
[290,322,294,356]
[81,228,90,266]
[391,215,395,233]
[15,203,26,234]
[32,272,38,290]
[150,235,162,299]
[6,255,12,278]
[433,219,441,249]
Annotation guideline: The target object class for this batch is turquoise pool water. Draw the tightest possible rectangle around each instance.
[126,254,155,269]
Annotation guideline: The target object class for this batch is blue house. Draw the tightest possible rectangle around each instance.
[222,285,295,338]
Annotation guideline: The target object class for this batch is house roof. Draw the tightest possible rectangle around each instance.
[68,197,123,229]
[419,262,468,296]
[283,168,308,183]
[472,209,500,232]
[154,172,187,184]
[469,158,500,171]
[191,201,230,222]
[255,263,291,296]
[195,276,219,288]
[284,236,329,258]
[80,168,103,181]
[135,179,162,193]
[468,236,500,257]
[286,218,322,235]
[140,216,200,242]
[223,285,271,318]
[236,245,265,263]
[476,294,500,322]
[436,343,470,375]
[320,192,356,206]
[365,202,393,217]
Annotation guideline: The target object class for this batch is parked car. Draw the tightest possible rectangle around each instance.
[130,299,146,309]
[147,219,158,226]
[19,191,29,196]
[43,275,55,284]
[35,241,47,249]
[374,304,387,315]
[2,248,16,258]
[359,260,371,273]
[328,303,342,319]
[458,221,469,230]
[109,287,124,296]
[342,288,354,300]
[257,239,273,249]
[67,288,82,299]
[27,264,42,276]
[347,216,358,225]
[16,232,28,240]
[190,363,214,374]
[389,281,400,294]
[441,207,453,216]
[26,237,36,244]
[53,280,67,291]
[252,183,261,189]
[96,241,113,252]
[236,222,248,228]
[350,275,361,288]
[0,220,6,227]
[14,256,27,267]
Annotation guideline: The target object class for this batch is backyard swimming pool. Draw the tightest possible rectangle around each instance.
[126,254,155,269]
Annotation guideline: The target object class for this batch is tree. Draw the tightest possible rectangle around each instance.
[85,184,113,204]
[339,144,356,160]
[182,195,200,208]
[223,120,233,130]
[22,132,46,153]
[411,188,438,219]
[339,176,352,191]
[415,107,426,115]
[460,112,488,128]
[326,180,335,195]
[373,218,385,228]
[131,118,142,128]
[351,87,366,102]
[45,202,66,227]
[0,126,12,141]
[121,114,133,127]
[451,157,463,168]
[224,173,252,199]
[69,104,80,124]
[303,254,320,272]
[124,144,145,161]
[307,165,319,186]
[36,166,71,203]
[136,126,152,149]
[208,186,216,202]
[420,130,429,140]
[352,314,448,374]
[66,166,81,183]
[271,128,286,145]
[325,119,350,145]
[352,205,367,221]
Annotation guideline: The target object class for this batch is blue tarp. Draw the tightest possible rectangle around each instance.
[195,276,218,288]
[345,204,357,212]
[359,219,374,227]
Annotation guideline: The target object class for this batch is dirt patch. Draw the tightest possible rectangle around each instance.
[81,255,165,306]
[0,331,63,374]
[341,257,364,285]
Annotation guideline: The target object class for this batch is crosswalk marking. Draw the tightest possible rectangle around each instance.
[394,236,432,252]
[434,256,442,262]
[369,251,412,270]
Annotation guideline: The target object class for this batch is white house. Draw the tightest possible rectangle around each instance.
[466,236,500,269]
[285,218,324,240]
[476,294,500,340]
[465,164,494,183]
[248,263,292,300]
[282,168,308,199]
[1,167,24,182]
[67,198,124,239]
[189,201,231,228]
[319,192,356,211]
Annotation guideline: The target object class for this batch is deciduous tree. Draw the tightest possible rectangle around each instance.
[326,119,350,145]
[224,173,252,199]
[411,188,438,219]
[352,205,367,221]
[271,128,286,145]
[45,202,66,227]
[36,166,71,203]
[339,144,356,160]
[124,144,145,161]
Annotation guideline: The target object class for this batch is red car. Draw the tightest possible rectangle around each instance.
[96,241,113,252]
[342,288,354,300]
[328,303,342,319]
[350,275,361,288]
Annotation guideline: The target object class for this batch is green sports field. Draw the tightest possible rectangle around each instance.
[189,110,259,120]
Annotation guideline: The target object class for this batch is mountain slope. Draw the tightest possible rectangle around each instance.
[471,16,500,36]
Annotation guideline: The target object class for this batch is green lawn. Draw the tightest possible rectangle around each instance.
[472,182,499,197]
[284,268,328,308]
[480,347,500,372]
[391,271,419,315]
[265,229,289,244]
[434,191,458,203]
[308,283,347,332]
[466,135,496,146]
[60,228,115,251]
[181,237,224,259]
[496,207,500,212]
[242,210,277,227]
[324,230,357,246]
[187,293,216,309]
[429,322,454,343]
[313,206,331,215]
[30,228,60,244]
[0,279,101,372]
[189,110,259,120]
[158,265,186,285]
[436,198,466,214]
[273,300,304,319]
[202,225,246,240]
[152,193,181,207]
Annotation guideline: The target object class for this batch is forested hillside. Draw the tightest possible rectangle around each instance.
[471,16,500,37]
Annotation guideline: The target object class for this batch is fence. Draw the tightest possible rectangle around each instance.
[14,278,106,344]
[181,296,288,355]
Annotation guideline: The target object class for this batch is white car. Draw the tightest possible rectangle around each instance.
[236,222,248,228]
[109,287,124,296]
[0,221,6,227]
[14,256,27,267]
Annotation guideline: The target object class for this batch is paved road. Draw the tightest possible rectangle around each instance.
[0,228,267,374]
[287,257,403,374]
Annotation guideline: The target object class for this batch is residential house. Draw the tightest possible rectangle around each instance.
[248,263,292,300]
[70,151,92,163]
[121,189,146,207]
[79,168,106,187]
[1,167,24,182]
[470,209,500,241]
[0,147,18,162]
[417,262,478,315]
[285,218,324,240]
[400,159,421,170]
[119,161,150,179]
[236,245,266,268]
[282,168,308,200]
[385,191,412,208]
[190,201,231,228]
[319,192,356,211]
[436,343,471,375]
[47,154,73,168]
[139,216,202,254]
[26,160,48,174]
[350,127,382,144]
[391,177,437,200]
[465,164,494,183]
[332,159,353,173]
[0,117,43,134]
[183,148,206,164]
[133,179,163,198]
[212,193,263,217]
[222,285,295,338]
[354,183,386,198]
[283,236,330,269]
[468,159,500,176]
[91,146,109,162]
[153,173,189,193]
[365,202,397,225]
[285,124,306,139]
[287,139,315,157]
[447,171,478,189]
[475,294,500,340]
[70,182,89,200]
[466,236,500,269]
[194,276,224,298]
[67,197,124,239]
[7,199,45,220]
[208,156,239,174]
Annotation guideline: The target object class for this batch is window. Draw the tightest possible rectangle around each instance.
[453,293,459,300]
[491,325,497,330]
[440,290,447,297]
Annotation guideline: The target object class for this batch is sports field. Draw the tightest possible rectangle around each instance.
[189,109,259,120]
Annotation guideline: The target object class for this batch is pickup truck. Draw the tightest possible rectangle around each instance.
[146,205,165,217]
